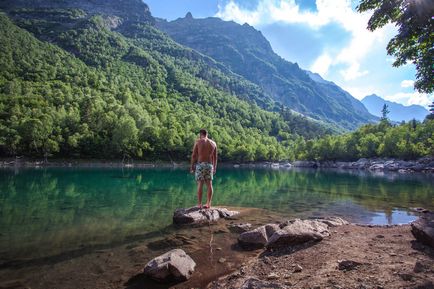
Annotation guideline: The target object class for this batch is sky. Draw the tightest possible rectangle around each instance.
[145,0,433,108]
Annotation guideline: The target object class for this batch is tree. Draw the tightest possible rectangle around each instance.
[381,104,390,121]
[357,0,434,93]
[427,101,434,120]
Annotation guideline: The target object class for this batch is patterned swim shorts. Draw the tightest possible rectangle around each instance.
[195,162,213,181]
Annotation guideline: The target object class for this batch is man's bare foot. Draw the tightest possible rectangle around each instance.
[197,204,202,209]
[204,204,211,209]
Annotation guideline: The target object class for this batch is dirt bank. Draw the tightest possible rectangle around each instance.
[208,224,434,289]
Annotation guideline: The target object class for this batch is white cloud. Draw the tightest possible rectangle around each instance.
[400,80,415,88]
[384,92,433,107]
[216,0,394,79]
[311,53,332,76]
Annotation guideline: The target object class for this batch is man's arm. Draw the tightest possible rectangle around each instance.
[190,141,198,173]
[213,144,217,174]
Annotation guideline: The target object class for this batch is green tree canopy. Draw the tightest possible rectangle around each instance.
[357,0,434,93]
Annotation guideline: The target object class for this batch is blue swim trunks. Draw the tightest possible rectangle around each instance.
[195,162,213,181]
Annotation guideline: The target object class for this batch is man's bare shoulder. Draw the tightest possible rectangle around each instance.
[209,139,217,147]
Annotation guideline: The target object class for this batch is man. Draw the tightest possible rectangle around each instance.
[190,129,217,209]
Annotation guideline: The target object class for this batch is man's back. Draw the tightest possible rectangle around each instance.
[196,138,216,163]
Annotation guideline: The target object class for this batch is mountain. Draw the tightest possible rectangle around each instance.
[157,14,377,130]
[361,94,429,122]
[0,0,332,161]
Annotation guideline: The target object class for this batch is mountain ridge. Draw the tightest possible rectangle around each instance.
[157,13,377,130]
[361,94,429,122]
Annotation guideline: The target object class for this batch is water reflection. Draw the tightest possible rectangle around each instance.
[0,167,433,262]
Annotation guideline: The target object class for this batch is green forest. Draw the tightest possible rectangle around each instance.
[0,5,433,162]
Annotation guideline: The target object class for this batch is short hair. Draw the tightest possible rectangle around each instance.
[199,129,208,136]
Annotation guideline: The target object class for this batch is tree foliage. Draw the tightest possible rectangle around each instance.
[357,0,434,93]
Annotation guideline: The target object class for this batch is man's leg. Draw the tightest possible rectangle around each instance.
[197,181,204,208]
[205,180,213,208]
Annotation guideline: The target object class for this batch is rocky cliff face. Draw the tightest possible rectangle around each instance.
[157,14,377,130]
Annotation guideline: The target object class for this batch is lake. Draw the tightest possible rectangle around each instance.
[0,167,433,265]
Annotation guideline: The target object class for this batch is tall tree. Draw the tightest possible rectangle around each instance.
[427,101,434,120]
[381,103,390,121]
[357,0,434,93]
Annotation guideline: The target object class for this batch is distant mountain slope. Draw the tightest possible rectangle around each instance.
[0,0,332,161]
[361,94,429,122]
[157,14,377,130]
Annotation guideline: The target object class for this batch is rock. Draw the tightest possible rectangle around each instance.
[238,226,268,249]
[173,207,239,225]
[238,223,280,249]
[266,219,329,249]
[143,249,196,282]
[267,272,279,280]
[338,260,363,271]
[316,217,349,227]
[218,258,226,263]
[414,281,434,289]
[399,273,414,281]
[240,278,285,289]
[228,223,252,233]
[369,163,384,171]
[411,212,434,248]
[293,264,303,272]
[413,261,425,273]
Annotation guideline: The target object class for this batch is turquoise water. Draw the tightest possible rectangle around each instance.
[0,167,433,263]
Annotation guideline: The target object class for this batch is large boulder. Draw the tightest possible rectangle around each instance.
[238,224,280,249]
[143,249,196,282]
[266,219,330,249]
[173,207,239,225]
[411,212,434,248]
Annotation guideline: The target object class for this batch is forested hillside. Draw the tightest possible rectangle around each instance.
[157,14,377,130]
[0,1,332,161]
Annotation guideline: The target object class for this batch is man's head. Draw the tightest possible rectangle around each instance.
[199,129,208,138]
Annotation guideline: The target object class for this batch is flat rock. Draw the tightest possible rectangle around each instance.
[228,223,252,233]
[173,207,239,225]
[266,219,329,249]
[338,260,363,271]
[315,216,349,227]
[143,249,196,282]
[411,212,434,248]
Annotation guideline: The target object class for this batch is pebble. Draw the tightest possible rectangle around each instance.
[293,264,303,272]
[413,261,425,273]
[267,273,279,280]
[218,258,226,263]
[216,247,222,251]
[375,235,385,238]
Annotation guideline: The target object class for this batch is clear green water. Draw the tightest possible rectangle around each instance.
[0,167,433,263]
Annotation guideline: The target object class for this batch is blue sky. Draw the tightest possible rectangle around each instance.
[145,0,432,108]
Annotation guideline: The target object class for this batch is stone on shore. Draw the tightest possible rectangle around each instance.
[143,249,196,282]
[238,224,281,249]
[173,207,239,225]
[228,223,252,233]
[411,211,434,248]
[240,277,285,289]
[266,219,330,249]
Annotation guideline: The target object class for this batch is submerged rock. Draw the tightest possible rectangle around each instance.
[143,249,196,282]
[411,211,434,248]
[173,207,239,225]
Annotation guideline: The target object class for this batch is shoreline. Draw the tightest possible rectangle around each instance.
[1,157,433,173]
[0,207,433,289]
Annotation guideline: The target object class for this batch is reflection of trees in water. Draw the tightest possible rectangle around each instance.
[0,168,433,261]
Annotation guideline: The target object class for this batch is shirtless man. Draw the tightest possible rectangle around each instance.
[190,129,217,209]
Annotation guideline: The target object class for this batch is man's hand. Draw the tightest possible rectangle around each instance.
[190,165,195,174]
[213,168,217,175]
